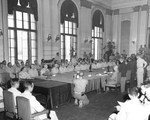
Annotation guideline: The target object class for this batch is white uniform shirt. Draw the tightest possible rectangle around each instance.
[59,66,67,73]
[0,87,4,109]
[19,71,31,79]
[67,65,74,72]
[92,64,97,69]
[28,69,38,78]
[137,57,147,69]
[73,78,88,93]
[80,65,87,71]
[8,87,21,106]
[40,68,49,76]
[51,67,59,74]
[75,65,81,71]
[21,91,45,113]
[116,98,147,120]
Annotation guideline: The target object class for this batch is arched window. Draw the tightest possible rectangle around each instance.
[8,0,38,64]
[92,10,104,60]
[60,0,78,61]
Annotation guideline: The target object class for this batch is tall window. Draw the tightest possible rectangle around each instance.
[8,7,37,64]
[60,0,78,61]
[92,10,104,60]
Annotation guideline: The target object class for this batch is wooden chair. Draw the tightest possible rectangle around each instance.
[16,96,50,120]
[105,72,121,92]
[0,99,4,112]
[125,70,131,91]
[3,90,17,119]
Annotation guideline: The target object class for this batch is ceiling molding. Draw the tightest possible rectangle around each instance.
[88,0,111,9]
[111,0,148,10]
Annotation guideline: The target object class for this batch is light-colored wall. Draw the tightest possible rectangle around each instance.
[112,4,149,56]
[37,0,112,60]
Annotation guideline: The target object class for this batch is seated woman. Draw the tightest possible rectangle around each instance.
[40,64,50,76]
[19,67,31,79]
[51,64,59,75]
[28,64,39,78]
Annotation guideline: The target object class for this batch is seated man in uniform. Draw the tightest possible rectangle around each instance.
[21,81,58,120]
[73,71,89,108]
[40,64,50,76]
[59,63,67,74]
[66,62,74,72]
[74,63,81,71]
[8,78,21,106]
[28,64,39,78]
[51,64,59,75]
[19,67,31,79]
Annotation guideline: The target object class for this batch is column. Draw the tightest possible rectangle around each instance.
[138,5,148,49]
[0,0,4,61]
[1,0,8,61]
[37,0,44,62]
[105,9,112,43]
[130,6,140,54]
[112,9,119,52]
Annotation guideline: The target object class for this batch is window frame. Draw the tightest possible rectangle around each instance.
[8,6,37,64]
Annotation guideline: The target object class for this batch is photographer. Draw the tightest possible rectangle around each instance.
[73,71,89,108]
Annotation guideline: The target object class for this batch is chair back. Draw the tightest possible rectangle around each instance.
[0,73,10,84]
[116,72,121,84]
[3,90,16,118]
[16,96,31,120]
[126,70,131,80]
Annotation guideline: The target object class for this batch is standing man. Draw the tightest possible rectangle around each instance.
[137,53,147,87]
[127,54,137,88]
[73,71,89,108]
[119,57,127,93]
[55,52,61,64]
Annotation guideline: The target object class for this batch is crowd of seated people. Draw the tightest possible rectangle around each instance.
[0,47,149,86]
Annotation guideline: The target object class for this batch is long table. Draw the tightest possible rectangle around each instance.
[37,69,109,93]
[32,68,109,109]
